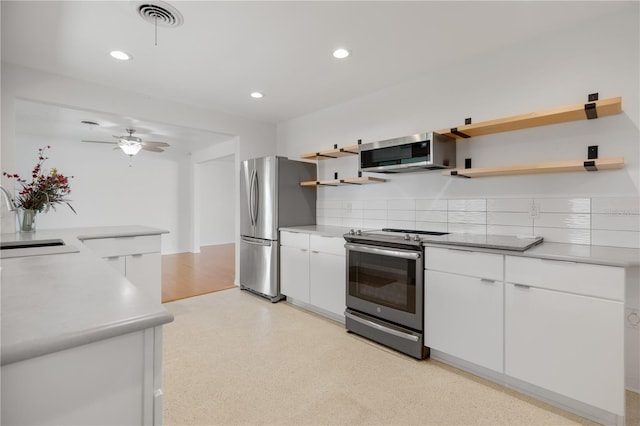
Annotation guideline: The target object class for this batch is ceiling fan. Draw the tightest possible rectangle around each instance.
[82,128,170,156]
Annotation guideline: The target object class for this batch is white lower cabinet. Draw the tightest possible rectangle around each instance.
[310,250,346,317]
[280,231,346,319]
[505,256,625,416]
[1,327,164,426]
[82,235,162,304]
[280,244,310,303]
[424,247,504,372]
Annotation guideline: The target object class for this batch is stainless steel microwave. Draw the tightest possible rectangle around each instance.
[359,132,456,173]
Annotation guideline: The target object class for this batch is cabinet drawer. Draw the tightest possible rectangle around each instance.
[425,247,503,281]
[310,235,345,256]
[82,235,161,258]
[505,256,624,300]
[280,231,309,249]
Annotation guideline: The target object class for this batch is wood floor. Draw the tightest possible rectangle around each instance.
[161,243,236,303]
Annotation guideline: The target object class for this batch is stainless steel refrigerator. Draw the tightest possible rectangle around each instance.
[239,156,316,301]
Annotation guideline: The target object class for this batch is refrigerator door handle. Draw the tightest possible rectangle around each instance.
[241,237,272,247]
[248,169,257,226]
[252,171,259,228]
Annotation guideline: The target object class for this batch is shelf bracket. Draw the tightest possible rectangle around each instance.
[583,160,598,171]
[316,153,338,159]
[450,170,471,178]
[588,145,598,160]
[450,127,471,138]
[584,102,598,120]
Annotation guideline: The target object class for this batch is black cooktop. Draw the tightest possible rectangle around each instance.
[381,228,450,236]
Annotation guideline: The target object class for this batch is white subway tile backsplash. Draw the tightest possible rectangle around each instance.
[448,223,486,234]
[416,199,447,211]
[534,227,591,245]
[448,211,486,225]
[592,197,640,215]
[448,199,486,212]
[388,210,415,221]
[487,212,533,227]
[534,213,590,229]
[592,213,640,232]
[388,199,415,210]
[536,198,590,213]
[387,219,416,230]
[487,225,535,237]
[316,196,638,249]
[342,209,363,219]
[363,219,387,229]
[416,210,447,223]
[416,222,448,232]
[592,230,640,249]
[342,217,364,228]
[363,199,387,210]
[364,209,388,220]
[487,198,533,213]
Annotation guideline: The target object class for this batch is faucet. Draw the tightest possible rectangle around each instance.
[0,185,17,212]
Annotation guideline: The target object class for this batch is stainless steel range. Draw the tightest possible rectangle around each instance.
[344,228,543,359]
[344,228,447,359]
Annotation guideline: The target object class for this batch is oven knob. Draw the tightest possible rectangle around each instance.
[356,229,362,235]
[413,234,421,241]
[404,234,411,240]
[349,229,355,235]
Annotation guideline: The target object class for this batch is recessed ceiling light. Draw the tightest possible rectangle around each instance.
[110,50,132,61]
[333,48,350,59]
[250,92,264,99]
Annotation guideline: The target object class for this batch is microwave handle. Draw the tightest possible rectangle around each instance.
[344,243,421,260]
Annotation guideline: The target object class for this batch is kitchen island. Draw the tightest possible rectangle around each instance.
[1,226,173,426]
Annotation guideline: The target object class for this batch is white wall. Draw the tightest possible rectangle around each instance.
[1,64,276,253]
[277,6,639,202]
[198,155,236,246]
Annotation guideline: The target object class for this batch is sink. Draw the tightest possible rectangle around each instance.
[0,239,79,259]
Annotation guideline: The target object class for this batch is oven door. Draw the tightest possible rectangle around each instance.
[345,242,423,331]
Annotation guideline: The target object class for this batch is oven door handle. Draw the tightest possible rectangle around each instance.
[344,243,421,260]
[344,311,419,343]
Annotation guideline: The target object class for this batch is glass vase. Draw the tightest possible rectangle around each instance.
[20,209,36,233]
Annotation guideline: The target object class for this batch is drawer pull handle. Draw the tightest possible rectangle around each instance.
[514,283,531,289]
[480,278,496,284]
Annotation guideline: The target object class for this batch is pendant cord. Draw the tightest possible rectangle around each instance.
[154,14,158,46]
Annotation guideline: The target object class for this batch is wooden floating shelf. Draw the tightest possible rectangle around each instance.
[442,157,625,178]
[436,96,622,140]
[300,144,360,160]
[300,176,386,187]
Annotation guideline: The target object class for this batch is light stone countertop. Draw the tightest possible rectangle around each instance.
[1,226,173,366]
[279,225,640,268]
[279,225,354,238]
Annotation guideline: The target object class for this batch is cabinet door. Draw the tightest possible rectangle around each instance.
[505,283,624,415]
[425,270,503,372]
[127,253,162,304]
[280,245,310,303]
[309,251,346,317]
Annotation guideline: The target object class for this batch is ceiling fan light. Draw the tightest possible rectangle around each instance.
[119,140,142,156]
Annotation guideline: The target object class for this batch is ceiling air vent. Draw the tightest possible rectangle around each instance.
[134,1,183,27]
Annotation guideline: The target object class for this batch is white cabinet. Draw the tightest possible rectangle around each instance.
[2,327,164,426]
[280,231,310,303]
[280,231,346,319]
[424,247,504,372]
[82,235,162,304]
[309,235,346,317]
[505,256,625,416]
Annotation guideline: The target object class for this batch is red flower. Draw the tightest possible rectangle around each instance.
[3,146,76,214]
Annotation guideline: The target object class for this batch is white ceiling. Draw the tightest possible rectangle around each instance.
[1,1,633,151]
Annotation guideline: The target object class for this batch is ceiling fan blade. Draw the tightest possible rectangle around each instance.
[141,146,164,152]
[81,140,118,144]
[142,141,170,147]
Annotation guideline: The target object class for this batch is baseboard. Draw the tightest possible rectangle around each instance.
[431,350,624,426]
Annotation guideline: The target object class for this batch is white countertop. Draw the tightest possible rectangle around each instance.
[280,225,640,268]
[1,226,173,366]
